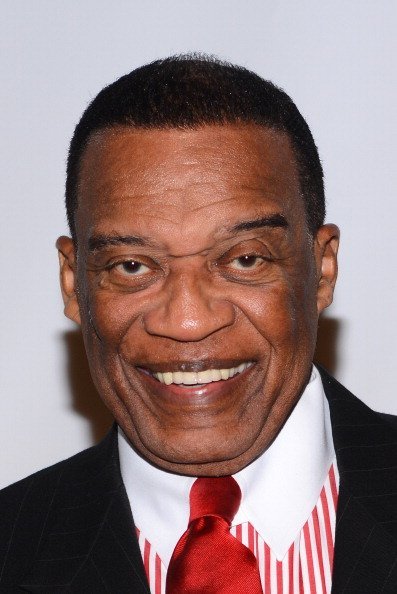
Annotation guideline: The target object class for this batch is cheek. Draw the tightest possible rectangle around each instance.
[233,279,315,346]
[81,290,144,351]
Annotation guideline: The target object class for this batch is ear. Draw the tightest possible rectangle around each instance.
[56,236,81,325]
[314,224,340,314]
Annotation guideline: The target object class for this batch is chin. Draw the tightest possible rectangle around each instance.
[126,427,268,477]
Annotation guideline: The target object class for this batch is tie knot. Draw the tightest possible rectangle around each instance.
[189,476,241,525]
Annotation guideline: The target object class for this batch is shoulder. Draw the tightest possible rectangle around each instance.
[0,424,118,504]
[379,412,397,429]
[0,426,119,588]
[318,364,397,423]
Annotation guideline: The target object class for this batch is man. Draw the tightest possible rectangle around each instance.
[1,55,396,594]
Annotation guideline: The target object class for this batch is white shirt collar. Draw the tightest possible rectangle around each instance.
[118,365,335,564]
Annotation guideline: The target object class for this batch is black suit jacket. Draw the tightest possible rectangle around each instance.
[1,369,397,593]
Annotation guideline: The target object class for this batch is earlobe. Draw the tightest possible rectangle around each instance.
[315,224,340,314]
[56,236,81,325]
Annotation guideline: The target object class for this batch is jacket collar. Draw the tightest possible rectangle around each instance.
[320,367,397,593]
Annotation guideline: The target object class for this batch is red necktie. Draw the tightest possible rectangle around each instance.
[166,476,263,593]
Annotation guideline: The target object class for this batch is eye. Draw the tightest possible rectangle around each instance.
[112,260,151,276]
[229,255,266,270]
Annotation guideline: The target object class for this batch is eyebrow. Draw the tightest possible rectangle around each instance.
[87,214,289,252]
[88,234,148,252]
[229,214,288,233]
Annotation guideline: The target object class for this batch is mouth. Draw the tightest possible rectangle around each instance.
[142,361,254,386]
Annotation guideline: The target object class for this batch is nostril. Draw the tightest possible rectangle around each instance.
[143,304,235,341]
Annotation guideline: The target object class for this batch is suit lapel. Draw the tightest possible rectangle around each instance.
[19,426,150,593]
[320,369,397,593]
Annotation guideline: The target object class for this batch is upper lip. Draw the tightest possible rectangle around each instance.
[136,359,256,374]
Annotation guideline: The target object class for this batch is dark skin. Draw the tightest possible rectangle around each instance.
[57,124,339,476]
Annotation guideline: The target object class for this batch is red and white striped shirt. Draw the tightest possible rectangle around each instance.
[136,462,339,594]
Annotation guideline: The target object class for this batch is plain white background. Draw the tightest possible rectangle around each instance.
[1,0,396,489]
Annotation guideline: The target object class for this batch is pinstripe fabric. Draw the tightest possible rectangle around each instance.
[136,463,339,594]
[319,369,397,594]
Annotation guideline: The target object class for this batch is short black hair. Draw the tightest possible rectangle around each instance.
[66,54,325,239]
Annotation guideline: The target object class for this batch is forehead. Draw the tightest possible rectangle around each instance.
[75,124,305,246]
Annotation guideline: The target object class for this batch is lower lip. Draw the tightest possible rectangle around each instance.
[137,366,254,400]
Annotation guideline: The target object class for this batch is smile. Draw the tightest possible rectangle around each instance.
[151,362,253,386]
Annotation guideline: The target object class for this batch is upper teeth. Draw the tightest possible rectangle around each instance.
[153,362,252,386]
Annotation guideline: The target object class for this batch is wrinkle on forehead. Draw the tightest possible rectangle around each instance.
[79,181,295,235]
[80,168,291,211]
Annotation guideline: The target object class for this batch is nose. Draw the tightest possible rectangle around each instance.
[143,271,235,342]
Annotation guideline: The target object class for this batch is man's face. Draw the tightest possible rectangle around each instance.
[58,124,338,476]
